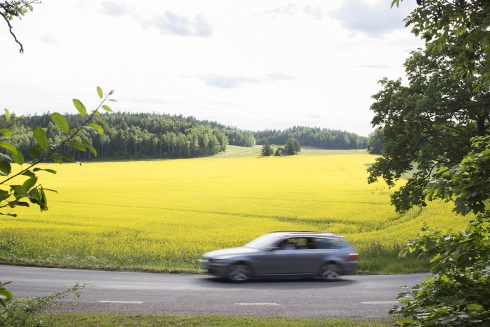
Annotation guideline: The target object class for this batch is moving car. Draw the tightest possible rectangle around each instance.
[199,232,358,282]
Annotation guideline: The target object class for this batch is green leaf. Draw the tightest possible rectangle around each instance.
[467,304,483,311]
[11,201,29,207]
[97,86,103,99]
[50,113,69,133]
[0,129,13,138]
[0,212,17,217]
[0,287,13,307]
[0,160,11,175]
[4,108,10,122]
[12,150,24,165]
[102,105,112,112]
[0,142,24,164]
[10,185,27,198]
[33,167,57,174]
[21,170,35,178]
[23,176,38,191]
[82,139,97,156]
[0,189,10,202]
[87,123,104,135]
[33,127,50,149]
[73,99,87,117]
[67,141,86,151]
[97,117,114,134]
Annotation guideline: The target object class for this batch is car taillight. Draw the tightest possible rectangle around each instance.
[347,253,359,261]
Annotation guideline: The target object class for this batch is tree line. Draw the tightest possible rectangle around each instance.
[2,114,369,161]
[254,126,367,149]
[2,113,237,160]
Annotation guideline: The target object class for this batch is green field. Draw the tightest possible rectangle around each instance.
[0,147,467,273]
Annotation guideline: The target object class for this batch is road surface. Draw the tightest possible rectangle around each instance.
[1,265,425,318]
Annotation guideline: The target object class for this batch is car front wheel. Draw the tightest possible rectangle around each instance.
[227,264,252,282]
[319,263,340,281]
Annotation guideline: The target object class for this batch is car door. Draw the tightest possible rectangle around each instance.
[254,237,320,275]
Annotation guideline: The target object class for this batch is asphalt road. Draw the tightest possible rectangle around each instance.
[1,265,425,318]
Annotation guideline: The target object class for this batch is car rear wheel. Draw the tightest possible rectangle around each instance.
[227,264,252,282]
[319,263,340,281]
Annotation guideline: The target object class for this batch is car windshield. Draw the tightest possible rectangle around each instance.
[244,234,279,249]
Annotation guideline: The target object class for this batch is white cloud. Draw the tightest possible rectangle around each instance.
[193,73,296,89]
[333,0,414,37]
[100,0,128,16]
[40,34,57,44]
[147,12,213,37]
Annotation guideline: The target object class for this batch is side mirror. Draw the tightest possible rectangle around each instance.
[268,246,279,252]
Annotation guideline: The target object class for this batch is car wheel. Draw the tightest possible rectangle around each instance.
[227,263,252,282]
[319,263,340,281]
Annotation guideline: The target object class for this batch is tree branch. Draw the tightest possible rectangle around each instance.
[0,9,23,53]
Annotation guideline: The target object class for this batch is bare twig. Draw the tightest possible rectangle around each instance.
[0,9,23,52]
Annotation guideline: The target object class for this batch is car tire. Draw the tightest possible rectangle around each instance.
[227,263,252,282]
[319,263,340,281]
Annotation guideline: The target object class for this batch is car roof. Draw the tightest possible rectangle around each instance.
[266,231,340,239]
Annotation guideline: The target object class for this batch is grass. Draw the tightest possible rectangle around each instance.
[38,313,390,326]
[0,148,467,273]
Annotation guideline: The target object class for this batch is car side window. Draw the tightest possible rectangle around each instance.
[277,238,303,250]
[314,238,341,249]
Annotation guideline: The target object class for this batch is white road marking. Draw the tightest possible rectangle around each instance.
[361,301,398,305]
[235,302,280,306]
[97,300,144,304]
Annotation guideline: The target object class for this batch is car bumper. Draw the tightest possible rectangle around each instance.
[199,259,229,277]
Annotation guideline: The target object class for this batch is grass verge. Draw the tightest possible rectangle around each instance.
[39,313,390,327]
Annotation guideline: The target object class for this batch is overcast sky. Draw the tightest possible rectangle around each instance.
[1,0,422,136]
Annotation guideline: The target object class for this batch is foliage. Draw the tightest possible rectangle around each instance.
[391,214,490,326]
[0,282,13,308]
[367,128,384,155]
[260,140,273,156]
[393,0,489,90]
[425,136,490,216]
[383,1,490,326]
[255,126,367,149]
[0,88,115,216]
[224,129,255,147]
[368,49,488,213]
[0,87,114,322]
[0,283,83,327]
[390,136,490,326]
[283,137,301,155]
[0,153,466,274]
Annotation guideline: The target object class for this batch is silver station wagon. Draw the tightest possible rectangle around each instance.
[200,232,358,282]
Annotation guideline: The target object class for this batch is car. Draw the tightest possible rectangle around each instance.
[199,231,358,282]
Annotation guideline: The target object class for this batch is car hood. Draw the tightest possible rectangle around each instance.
[203,247,259,259]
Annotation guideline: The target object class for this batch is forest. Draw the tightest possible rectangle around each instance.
[2,113,367,160]
[255,126,367,149]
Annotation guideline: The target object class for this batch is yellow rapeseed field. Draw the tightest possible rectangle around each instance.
[0,150,467,273]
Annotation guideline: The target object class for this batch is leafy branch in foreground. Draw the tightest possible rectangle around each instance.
[0,283,84,327]
[0,87,115,217]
